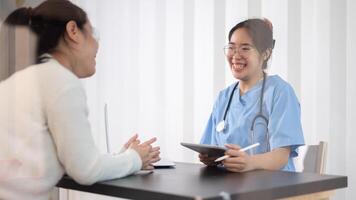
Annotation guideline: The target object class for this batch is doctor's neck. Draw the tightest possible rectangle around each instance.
[239,71,265,96]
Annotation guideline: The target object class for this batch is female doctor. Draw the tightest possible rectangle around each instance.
[199,18,304,172]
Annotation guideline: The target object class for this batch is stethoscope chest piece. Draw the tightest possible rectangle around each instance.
[215,73,269,152]
[216,120,226,133]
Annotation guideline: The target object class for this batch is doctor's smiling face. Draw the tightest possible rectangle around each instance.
[225,19,274,84]
[226,27,265,82]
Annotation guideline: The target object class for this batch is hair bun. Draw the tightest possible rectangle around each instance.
[262,18,273,31]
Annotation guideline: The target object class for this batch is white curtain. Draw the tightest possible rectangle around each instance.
[63,0,355,199]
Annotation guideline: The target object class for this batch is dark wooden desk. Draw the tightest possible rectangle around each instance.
[57,162,347,200]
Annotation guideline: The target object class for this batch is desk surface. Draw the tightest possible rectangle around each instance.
[57,162,347,200]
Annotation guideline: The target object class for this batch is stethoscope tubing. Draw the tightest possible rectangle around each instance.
[217,72,270,152]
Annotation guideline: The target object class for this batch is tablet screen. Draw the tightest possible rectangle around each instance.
[180,142,226,157]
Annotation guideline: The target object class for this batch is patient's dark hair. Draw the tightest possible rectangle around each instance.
[228,18,275,69]
[4,0,87,63]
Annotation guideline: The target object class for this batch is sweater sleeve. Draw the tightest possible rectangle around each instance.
[46,84,142,185]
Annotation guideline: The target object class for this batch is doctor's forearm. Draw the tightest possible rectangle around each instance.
[250,148,290,170]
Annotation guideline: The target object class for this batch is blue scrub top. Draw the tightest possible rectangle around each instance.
[200,75,305,171]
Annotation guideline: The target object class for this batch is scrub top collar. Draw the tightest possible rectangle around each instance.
[237,76,267,104]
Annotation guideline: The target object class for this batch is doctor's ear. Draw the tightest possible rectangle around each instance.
[262,49,272,61]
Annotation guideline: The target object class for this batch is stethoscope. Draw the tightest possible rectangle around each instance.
[216,72,270,153]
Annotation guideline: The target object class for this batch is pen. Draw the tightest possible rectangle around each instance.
[214,142,260,162]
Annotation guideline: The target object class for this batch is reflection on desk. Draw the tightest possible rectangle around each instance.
[57,162,347,200]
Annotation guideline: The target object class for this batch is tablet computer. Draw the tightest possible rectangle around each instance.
[180,142,226,157]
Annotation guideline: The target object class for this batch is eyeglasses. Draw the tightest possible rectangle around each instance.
[223,44,255,57]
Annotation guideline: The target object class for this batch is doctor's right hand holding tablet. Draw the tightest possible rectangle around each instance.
[199,18,305,172]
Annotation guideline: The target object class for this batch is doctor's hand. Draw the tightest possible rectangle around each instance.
[129,137,161,170]
[222,144,254,172]
[199,154,219,166]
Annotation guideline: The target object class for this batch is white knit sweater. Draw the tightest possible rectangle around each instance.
[0,58,142,200]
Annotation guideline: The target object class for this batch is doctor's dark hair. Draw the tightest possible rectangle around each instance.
[228,18,275,69]
[4,0,87,63]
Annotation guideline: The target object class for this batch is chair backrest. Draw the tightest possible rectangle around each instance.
[303,141,327,174]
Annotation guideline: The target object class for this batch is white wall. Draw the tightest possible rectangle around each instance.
[65,0,355,199]
[346,0,356,199]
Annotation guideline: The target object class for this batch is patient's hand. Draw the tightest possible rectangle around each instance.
[143,146,161,170]
[130,137,161,170]
[119,134,140,153]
